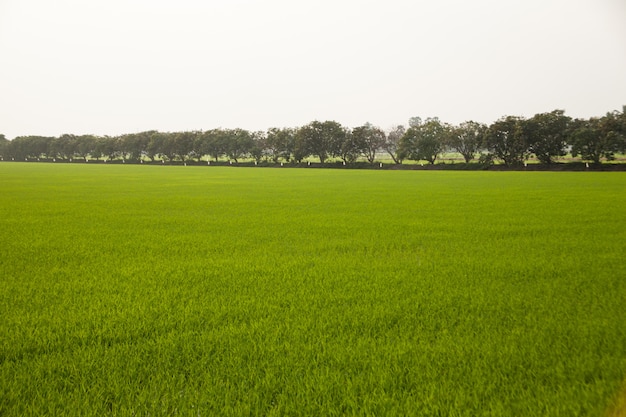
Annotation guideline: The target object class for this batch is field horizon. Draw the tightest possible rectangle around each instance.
[1,163,625,416]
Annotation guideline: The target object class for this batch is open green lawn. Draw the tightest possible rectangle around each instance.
[1,163,625,416]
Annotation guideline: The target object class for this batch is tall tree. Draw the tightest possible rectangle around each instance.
[383,125,405,164]
[249,131,267,163]
[0,134,8,159]
[297,121,346,164]
[570,112,624,164]
[265,127,295,163]
[118,131,155,161]
[339,130,360,164]
[5,136,26,160]
[526,110,571,164]
[224,128,254,163]
[197,129,226,162]
[93,136,117,161]
[399,117,448,164]
[448,121,486,163]
[9,136,53,160]
[50,134,79,160]
[408,116,422,128]
[172,131,199,162]
[352,123,386,164]
[292,130,309,163]
[138,131,162,161]
[484,116,529,166]
[75,135,97,161]
[160,132,178,162]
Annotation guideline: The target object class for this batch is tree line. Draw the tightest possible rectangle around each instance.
[1,108,625,166]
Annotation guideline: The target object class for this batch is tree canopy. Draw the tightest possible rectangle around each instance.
[2,107,624,166]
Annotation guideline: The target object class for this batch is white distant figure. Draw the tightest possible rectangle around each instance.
[281,162,283,167]
[379,163,383,168]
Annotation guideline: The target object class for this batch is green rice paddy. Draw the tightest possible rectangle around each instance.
[1,163,625,416]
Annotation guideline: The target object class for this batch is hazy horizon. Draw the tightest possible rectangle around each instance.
[1,0,625,139]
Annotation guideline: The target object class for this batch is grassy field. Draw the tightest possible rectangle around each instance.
[0,163,625,416]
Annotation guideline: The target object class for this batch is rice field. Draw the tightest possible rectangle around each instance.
[0,163,625,416]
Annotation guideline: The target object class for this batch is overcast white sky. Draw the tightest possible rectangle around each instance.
[1,0,625,139]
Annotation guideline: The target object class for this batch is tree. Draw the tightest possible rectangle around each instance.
[50,134,79,160]
[484,116,529,166]
[399,117,448,164]
[292,130,309,163]
[75,135,97,161]
[383,125,405,164]
[570,112,624,164]
[398,127,418,163]
[297,120,346,164]
[142,131,164,162]
[166,131,198,162]
[224,128,254,163]
[8,136,53,160]
[195,129,225,162]
[526,110,570,164]
[249,131,267,163]
[265,127,295,163]
[160,132,178,161]
[408,116,422,128]
[339,130,360,164]
[93,136,117,161]
[448,121,486,163]
[5,137,26,160]
[352,123,385,164]
[0,134,8,159]
[193,131,209,161]
[118,131,154,161]
[620,107,626,153]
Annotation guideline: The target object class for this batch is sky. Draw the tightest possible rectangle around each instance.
[1,0,625,139]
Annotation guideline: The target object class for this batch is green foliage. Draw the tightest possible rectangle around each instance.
[449,121,487,163]
[223,128,254,163]
[351,123,386,164]
[265,127,294,163]
[2,107,625,165]
[382,125,405,164]
[399,118,448,164]
[198,129,227,162]
[478,152,495,168]
[338,130,361,163]
[484,116,529,166]
[526,110,571,164]
[570,112,625,164]
[0,135,7,159]
[297,120,346,164]
[1,164,625,416]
